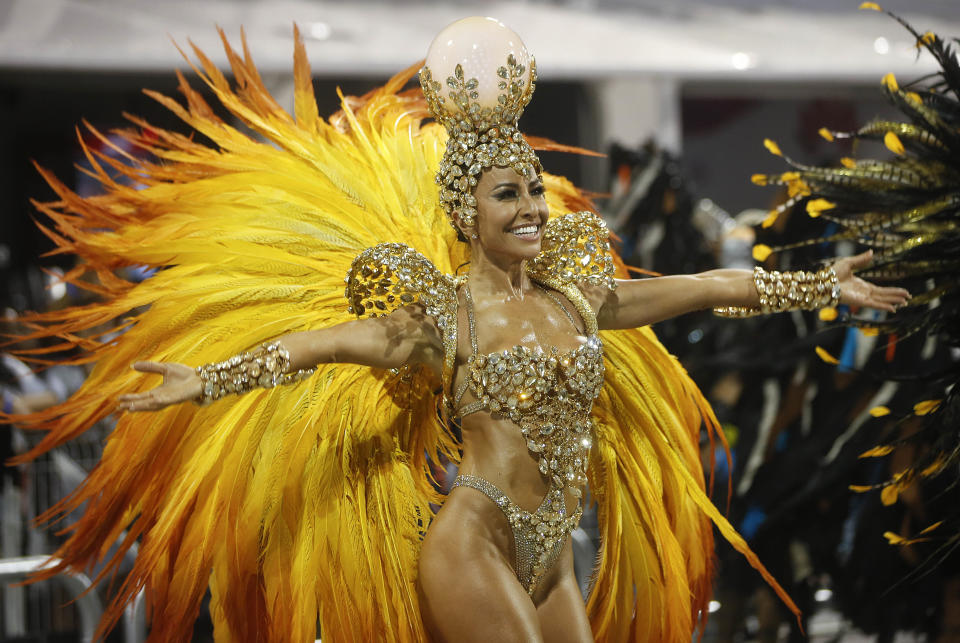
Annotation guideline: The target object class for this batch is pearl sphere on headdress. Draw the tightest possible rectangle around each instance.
[424,16,533,116]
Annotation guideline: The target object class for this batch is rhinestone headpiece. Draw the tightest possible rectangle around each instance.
[420,17,542,233]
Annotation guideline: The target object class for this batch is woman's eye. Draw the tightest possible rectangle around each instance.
[494,190,518,200]
[531,186,546,196]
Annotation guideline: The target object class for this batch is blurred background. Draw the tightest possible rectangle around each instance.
[1,0,958,641]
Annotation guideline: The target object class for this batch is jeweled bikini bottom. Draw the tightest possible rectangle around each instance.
[451,474,583,596]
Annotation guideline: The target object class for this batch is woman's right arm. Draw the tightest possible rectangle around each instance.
[117,305,444,412]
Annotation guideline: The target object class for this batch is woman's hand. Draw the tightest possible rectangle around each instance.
[834,250,911,313]
[117,362,202,412]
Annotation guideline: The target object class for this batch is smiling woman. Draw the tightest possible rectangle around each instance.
[467,167,549,257]
[3,14,909,643]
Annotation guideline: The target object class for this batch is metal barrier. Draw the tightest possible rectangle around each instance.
[0,556,101,643]
[123,586,147,643]
[0,555,145,643]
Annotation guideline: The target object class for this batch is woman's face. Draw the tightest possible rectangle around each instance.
[464,166,548,260]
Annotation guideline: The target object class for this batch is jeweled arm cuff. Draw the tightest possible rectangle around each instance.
[194,342,315,405]
[713,265,840,318]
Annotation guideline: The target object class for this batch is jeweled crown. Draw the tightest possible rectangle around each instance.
[419,17,542,233]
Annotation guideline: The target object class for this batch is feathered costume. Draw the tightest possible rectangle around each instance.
[3,27,797,642]
[752,5,959,582]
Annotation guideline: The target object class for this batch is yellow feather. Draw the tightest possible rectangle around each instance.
[806,198,836,217]
[882,72,899,92]
[815,346,839,364]
[884,131,906,155]
[753,244,773,261]
[922,455,947,477]
[881,485,900,506]
[918,521,943,535]
[786,177,812,199]
[914,399,942,415]
[763,138,783,156]
[859,445,894,458]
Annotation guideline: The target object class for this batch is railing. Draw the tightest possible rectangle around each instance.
[0,555,144,643]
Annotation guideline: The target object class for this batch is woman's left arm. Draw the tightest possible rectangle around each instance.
[592,250,910,331]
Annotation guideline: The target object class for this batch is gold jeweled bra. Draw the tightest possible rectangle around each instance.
[452,279,604,593]
[456,282,604,498]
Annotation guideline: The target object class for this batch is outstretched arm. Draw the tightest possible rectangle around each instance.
[592,250,910,331]
[117,305,443,412]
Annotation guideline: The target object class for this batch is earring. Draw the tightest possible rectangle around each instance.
[470,231,478,239]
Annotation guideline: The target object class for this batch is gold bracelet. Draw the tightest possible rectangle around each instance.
[194,342,314,404]
[714,265,840,318]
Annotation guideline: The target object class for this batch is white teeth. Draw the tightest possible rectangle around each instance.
[511,225,538,236]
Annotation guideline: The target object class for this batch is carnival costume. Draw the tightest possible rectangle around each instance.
[5,17,802,643]
[450,267,603,595]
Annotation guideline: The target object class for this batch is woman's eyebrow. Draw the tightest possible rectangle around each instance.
[491,181,519,190]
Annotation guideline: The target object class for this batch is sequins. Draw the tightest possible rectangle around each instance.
[714,265,840,317]
[195,342,314,404]
[469,340,601,485]
[420,54,535,137]
[452,475,581,596]
[345,243,458,323]
[345,243,463,407]
[527,212,618,291]
[465,278,604,498]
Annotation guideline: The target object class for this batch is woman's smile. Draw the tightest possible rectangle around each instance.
[507,222,541,241]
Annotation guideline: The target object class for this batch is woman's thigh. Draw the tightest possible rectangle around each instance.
[534,543,594,643]
[419,489,545,643]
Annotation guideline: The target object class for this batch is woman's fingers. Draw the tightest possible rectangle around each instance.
[850,249,874,269]
[884,287,912,300]
[872,286,910,307]
[132,361,167,374]
[119,393,165,412]
[119,360,200,413]
[834,250,872,278]
[124,400,158,412]
[119,360,198,413]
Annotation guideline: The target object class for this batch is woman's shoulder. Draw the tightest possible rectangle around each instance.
[345,242,462,330]
[524,212,617,323]
[527,212,617,292]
